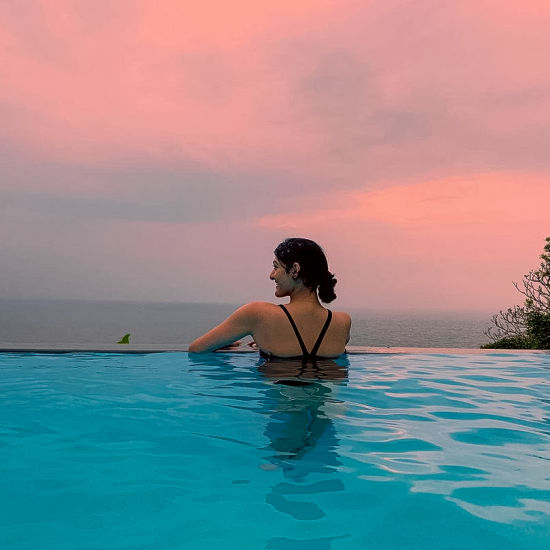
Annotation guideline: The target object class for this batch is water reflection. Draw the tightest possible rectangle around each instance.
[259,357,349,525]
[258,357,349,382]
[187,353,351,543]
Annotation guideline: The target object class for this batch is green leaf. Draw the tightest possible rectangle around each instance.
[117,333,131,344]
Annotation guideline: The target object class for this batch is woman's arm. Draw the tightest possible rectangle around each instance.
[345,313,352,344]
[188,303,260,353]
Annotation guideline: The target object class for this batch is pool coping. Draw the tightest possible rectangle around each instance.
[0,344,547,354]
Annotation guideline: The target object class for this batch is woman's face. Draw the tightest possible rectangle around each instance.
[270,257,296,297]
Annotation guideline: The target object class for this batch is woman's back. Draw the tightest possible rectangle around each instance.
[252,302,350,358]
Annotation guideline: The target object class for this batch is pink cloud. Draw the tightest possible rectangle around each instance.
[0,1,335,169]
[1,0,549,181]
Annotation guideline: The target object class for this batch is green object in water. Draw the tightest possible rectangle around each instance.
[117,333,131,344]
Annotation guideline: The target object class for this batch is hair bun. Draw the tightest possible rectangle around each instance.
[318,271,337,303]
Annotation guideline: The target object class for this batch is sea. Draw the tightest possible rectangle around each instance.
[0,299,494,348]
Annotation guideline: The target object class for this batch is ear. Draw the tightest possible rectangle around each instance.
[291,262,301,279]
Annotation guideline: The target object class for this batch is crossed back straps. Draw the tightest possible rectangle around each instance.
[279,304,332,360]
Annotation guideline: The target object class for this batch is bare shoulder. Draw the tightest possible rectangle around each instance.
[242,301,274,308]
[332,310,352,326]
[331,310,351,344]
[236,301,279,320]
[240,301,278,312]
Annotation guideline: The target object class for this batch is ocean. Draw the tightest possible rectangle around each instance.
[0,299,493,348]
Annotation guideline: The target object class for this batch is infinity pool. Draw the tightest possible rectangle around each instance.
[1,351,549,549]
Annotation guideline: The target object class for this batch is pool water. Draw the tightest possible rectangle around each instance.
[1,351,549,549]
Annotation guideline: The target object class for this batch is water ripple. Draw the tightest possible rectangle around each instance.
[1,350,550,549]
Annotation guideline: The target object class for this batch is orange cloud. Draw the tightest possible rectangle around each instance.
[256,173,549,310]
[258,173,550,230]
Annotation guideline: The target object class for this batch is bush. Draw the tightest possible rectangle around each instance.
[481,311,550,349]
[480,335,532,349]
[483,236,550,350]
[527,311,550,349]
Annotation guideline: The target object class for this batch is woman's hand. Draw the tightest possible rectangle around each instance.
[216,341,242,351]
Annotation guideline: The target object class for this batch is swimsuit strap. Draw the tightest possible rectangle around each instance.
[278,305,332,358]
[310,309,333,357]
[279,304,309,356]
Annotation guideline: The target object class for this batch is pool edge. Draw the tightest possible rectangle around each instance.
[0,344,547,355]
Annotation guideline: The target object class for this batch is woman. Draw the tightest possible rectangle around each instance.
[188,238,351,359]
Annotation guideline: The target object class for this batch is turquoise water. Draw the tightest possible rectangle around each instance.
[1,351,549,549]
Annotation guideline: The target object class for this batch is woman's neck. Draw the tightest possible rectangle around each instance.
[288,286,320,306]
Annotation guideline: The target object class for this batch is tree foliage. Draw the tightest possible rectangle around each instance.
[482,236,550,349]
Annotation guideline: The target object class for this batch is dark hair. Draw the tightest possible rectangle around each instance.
[274,238,337,303]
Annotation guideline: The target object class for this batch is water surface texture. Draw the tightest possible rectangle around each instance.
[1,351,549,549]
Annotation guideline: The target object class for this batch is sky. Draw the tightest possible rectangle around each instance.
[1,0,549,311]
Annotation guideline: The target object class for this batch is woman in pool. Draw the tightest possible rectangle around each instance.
[189,238,351,360]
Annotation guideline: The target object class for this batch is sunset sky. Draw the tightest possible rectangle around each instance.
[1,1,549,311]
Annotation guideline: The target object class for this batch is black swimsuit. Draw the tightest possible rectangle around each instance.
[260,304,333,364]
